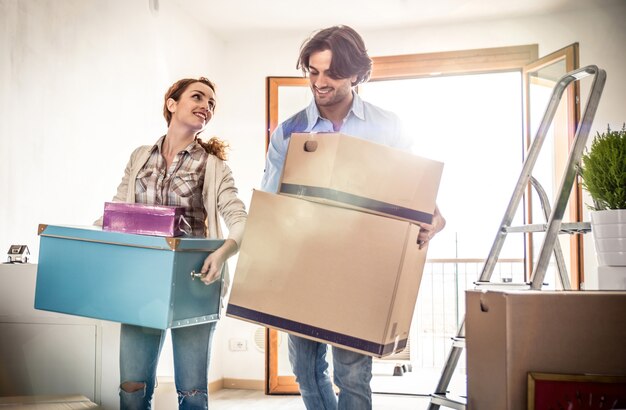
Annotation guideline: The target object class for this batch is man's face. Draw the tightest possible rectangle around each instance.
[308,49,357,109]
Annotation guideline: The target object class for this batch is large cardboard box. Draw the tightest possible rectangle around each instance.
[279,132,443,225]
[466,290,626,410]
[35,224,224,329]
[227,191,427,357]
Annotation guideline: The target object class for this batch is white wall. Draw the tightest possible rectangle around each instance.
[0,0,229,406]
[0,0,227,256]
[1,0,625,395]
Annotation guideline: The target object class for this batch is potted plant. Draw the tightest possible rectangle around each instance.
[580,124,626,267]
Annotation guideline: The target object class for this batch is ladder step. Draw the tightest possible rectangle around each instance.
[430,393,466,410]
[504,222,591,234]
[474,281,532,290]
[451,337,465,348]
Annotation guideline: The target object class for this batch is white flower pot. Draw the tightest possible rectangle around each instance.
[590,209,626,266]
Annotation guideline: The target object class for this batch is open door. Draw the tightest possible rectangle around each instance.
[522,43,582,289]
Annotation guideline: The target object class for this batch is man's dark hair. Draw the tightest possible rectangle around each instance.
[297,25,372,86]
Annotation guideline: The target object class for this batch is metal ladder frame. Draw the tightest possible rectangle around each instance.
[427,65,606,410]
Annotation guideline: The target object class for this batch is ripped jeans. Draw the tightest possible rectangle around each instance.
[119,322,216,410]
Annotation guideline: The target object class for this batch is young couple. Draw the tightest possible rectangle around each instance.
[109,25,445,410]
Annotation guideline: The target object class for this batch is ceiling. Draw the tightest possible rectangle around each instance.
[170,0,599,39]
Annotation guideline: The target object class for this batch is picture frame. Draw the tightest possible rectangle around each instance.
[528,372,626,410]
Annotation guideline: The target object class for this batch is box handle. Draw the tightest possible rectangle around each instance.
[303,141,318,152]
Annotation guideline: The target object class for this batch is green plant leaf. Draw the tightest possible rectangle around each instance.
[580,124,626,210]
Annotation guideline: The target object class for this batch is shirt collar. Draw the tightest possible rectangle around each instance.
[153,135,205,160]
[188,138,206,160]
[152,135,166,154]
[305,90,365,131]
[350,91,366,120]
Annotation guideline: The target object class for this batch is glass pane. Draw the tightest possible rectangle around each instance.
[278,86,311,124]
[360,73,525,263]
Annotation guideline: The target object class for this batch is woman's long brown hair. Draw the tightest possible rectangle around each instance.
[163,77,229,161]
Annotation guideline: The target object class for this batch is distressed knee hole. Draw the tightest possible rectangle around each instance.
[121,381,145,393]
[177,389,205,398]
[177,389,207,406]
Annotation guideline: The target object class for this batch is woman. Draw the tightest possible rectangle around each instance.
[107,77,246,409]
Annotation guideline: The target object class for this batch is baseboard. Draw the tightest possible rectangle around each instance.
[153,377,226,408]
[156,377,263,393]
[222,378,265,391]
[208,378,224,393]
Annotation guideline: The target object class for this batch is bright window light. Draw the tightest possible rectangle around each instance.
[360,72,525,261]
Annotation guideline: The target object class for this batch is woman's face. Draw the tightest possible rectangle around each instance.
[167,82,216,132]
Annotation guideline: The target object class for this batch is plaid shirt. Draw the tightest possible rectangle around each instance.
[135,136,208,236]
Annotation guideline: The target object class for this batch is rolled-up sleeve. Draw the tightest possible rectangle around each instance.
[216,162,247,247]
[260,126,287,193]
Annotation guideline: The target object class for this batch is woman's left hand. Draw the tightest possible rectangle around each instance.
[200,250,226,285]
[199,239,239,285]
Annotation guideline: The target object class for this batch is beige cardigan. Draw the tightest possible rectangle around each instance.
[97,145,247,293]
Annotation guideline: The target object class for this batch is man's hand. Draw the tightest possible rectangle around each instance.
[418,205,446,249]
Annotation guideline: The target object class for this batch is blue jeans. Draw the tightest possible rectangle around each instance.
[119,322,216,410]
[288,334,373,410]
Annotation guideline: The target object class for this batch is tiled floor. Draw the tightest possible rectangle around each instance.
[213,389,432,409]
[153,364,468,409]
[155,386,433,409]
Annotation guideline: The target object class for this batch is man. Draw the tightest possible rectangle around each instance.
[260,25,446,410]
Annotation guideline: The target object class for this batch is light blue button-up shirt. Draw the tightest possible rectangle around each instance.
[261,91,412,193]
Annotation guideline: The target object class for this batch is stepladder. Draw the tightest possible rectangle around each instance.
[427,64,607,410]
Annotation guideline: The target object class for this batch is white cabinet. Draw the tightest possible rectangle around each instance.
[0,263,119,408]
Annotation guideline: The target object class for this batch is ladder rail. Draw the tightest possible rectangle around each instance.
[530,66,606,289]
[529,176,570,290]
[431,323,465,396]
[479,65,604,283]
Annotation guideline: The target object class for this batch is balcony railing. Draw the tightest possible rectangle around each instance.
[380,258,526,369]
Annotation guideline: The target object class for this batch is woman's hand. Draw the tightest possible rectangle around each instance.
[199,250,226,285]
[417,205,446,249]
[199,239,238,285]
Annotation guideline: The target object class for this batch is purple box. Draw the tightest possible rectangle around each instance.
[103,202,187,237]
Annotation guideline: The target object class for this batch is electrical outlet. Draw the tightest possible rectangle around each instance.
[229,338,247,351]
